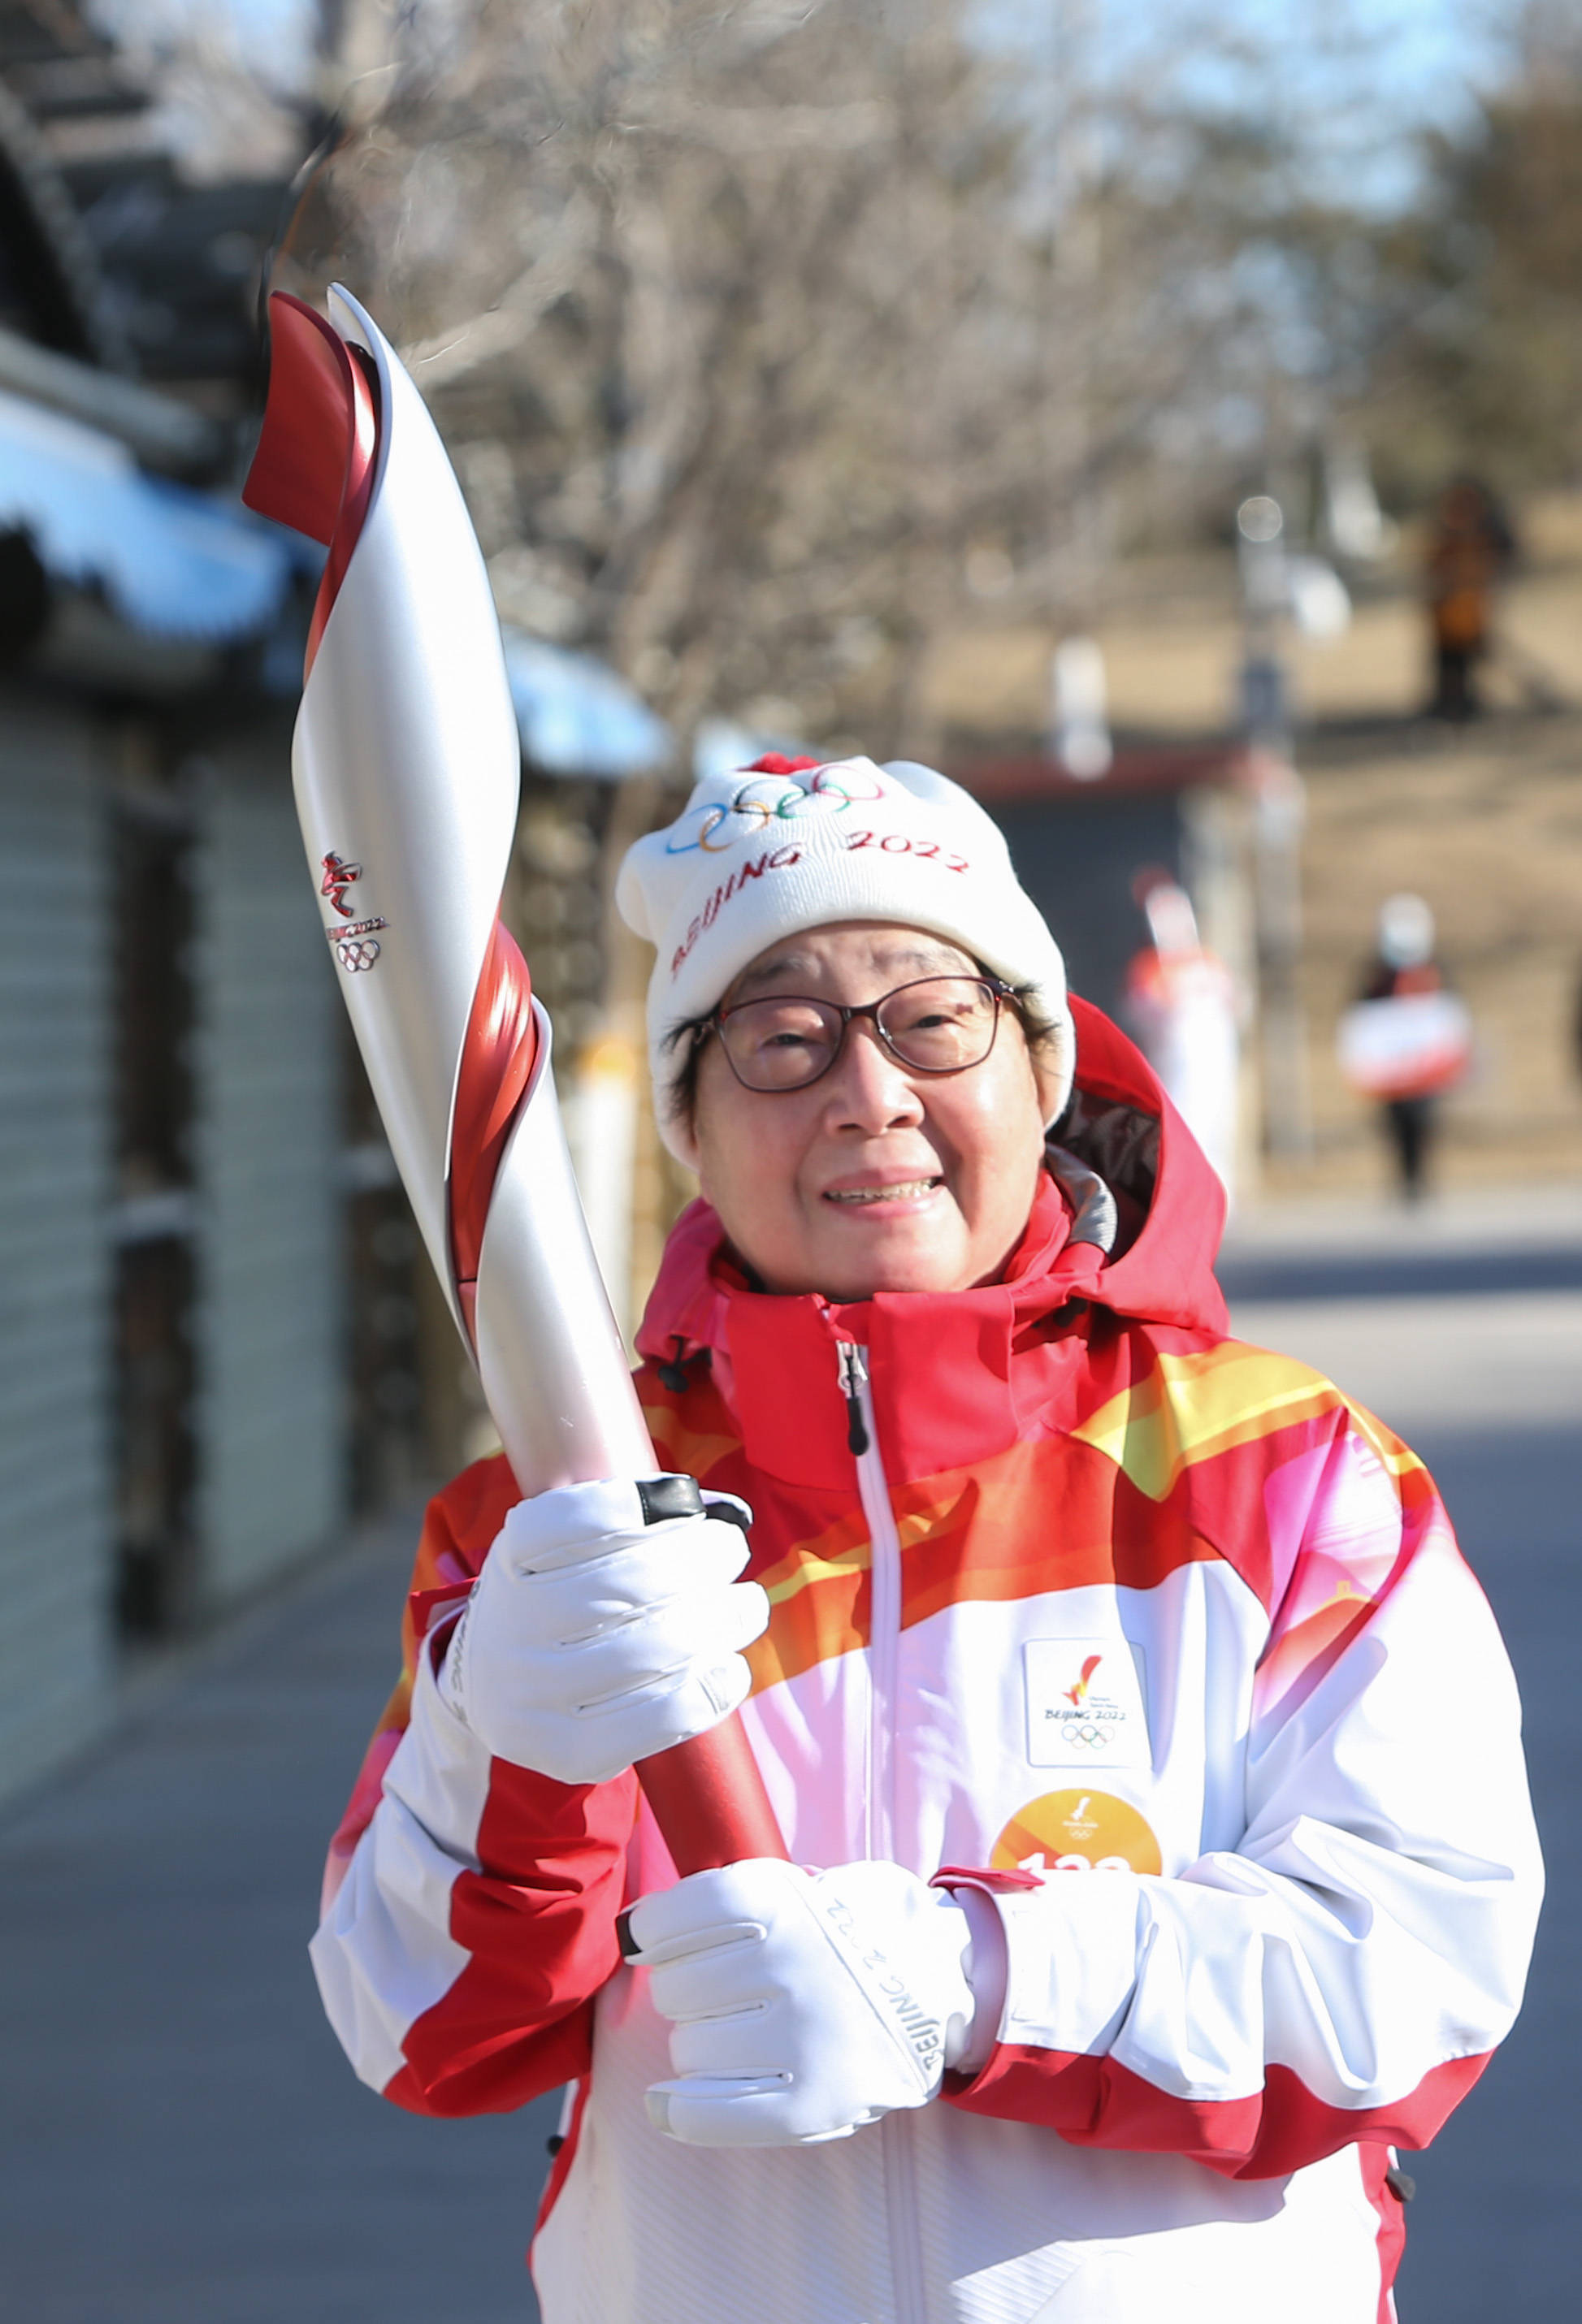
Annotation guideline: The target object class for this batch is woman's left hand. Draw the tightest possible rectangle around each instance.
[622,1857,999,2146]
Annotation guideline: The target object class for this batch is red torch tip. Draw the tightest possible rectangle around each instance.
[245,295,358,543]
[245,292,380,678]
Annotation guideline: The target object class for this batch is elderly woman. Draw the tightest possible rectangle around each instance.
[312,757,1540,2324]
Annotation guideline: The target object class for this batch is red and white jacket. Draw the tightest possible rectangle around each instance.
[311,1002,1541,2324]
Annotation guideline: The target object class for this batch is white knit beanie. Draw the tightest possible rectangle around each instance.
[615,755,1073,1164]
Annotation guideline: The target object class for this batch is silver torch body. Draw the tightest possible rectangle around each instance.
[245,284,785,1872]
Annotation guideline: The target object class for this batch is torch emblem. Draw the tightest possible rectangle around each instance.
[320,850,363,916]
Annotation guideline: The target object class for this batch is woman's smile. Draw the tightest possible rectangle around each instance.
[821,1173,945,1210]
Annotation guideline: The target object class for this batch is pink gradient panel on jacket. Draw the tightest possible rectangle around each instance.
[1255,1422,1455,1725]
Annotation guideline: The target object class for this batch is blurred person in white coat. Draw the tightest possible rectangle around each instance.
[1339,896,1470,1205]
[1121,876,1244,1202]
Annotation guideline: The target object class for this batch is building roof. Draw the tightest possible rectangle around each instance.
[0,383,298,639]
[0,0,293,444]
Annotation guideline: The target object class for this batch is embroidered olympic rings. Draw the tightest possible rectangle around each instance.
[666,767,883,855]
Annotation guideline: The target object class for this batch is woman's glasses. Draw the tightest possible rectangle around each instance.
[703,975,1014,1093]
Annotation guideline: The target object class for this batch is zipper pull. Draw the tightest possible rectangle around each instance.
[838,1340,870,1457]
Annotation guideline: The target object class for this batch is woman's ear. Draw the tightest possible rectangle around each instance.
[668,1073,704,1177]
[1031,1027,1073,1127]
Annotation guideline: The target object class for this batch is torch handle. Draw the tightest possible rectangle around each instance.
[638,1724,788,1874]
[631,1472,788,1873]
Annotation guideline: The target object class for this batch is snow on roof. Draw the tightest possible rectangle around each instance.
[0,385,297,640]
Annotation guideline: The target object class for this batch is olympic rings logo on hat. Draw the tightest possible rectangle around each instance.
[665,766,885,855]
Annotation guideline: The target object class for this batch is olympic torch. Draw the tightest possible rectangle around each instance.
[244,284,785,1875]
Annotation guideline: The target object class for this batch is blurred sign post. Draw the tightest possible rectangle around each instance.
[1051,636,1113,780]
[1236,494,1312,1162]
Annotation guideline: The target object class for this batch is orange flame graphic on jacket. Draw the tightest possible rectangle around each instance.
[1064,1653,1103,1707]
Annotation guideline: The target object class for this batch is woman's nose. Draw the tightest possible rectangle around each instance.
[820,1019,925,1132]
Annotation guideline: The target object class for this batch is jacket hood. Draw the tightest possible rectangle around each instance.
[1054,995,1229,1337]
[636,999,1228,1489]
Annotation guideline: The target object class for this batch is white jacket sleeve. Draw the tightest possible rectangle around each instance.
[945,1416,1542,2179]
[307,1473,639,2119]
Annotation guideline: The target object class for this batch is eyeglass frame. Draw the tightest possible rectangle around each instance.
[690,971,1024,1094]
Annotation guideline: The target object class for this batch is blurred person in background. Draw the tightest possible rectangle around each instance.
[1339,895,1471,1205]
[1120,872,1244,1204]
[311,761,1537,2324]
[1424,478,1515,721]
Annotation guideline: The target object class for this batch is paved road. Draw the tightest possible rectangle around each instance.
[0,1520,554,2324]
[2,1188,1577,2322]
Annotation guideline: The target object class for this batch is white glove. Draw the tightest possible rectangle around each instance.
[625,1857,999,2147]
[437,1474,768,1785]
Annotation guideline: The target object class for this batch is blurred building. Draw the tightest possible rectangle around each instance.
[0,4,678,1807]
[0,1,338,1803]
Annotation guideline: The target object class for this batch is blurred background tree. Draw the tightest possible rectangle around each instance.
[1359,2,1582,501]
[102,0,1582,577]
[127,0,1417,756]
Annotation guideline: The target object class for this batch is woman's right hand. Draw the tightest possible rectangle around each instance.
[436,1475,767,1785]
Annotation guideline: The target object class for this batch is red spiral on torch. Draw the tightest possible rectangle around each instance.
[243,293,379,676]
[243,295,784,1876]
[445,929,784,1872]
[449,920,540,1348]
[444,932,784,1870]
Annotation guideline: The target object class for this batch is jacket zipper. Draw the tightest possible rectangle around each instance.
[839,1339,897,1860]
[837,1338,926,2324]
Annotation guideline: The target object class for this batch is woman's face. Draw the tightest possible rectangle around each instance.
[692,922,1060,1300]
